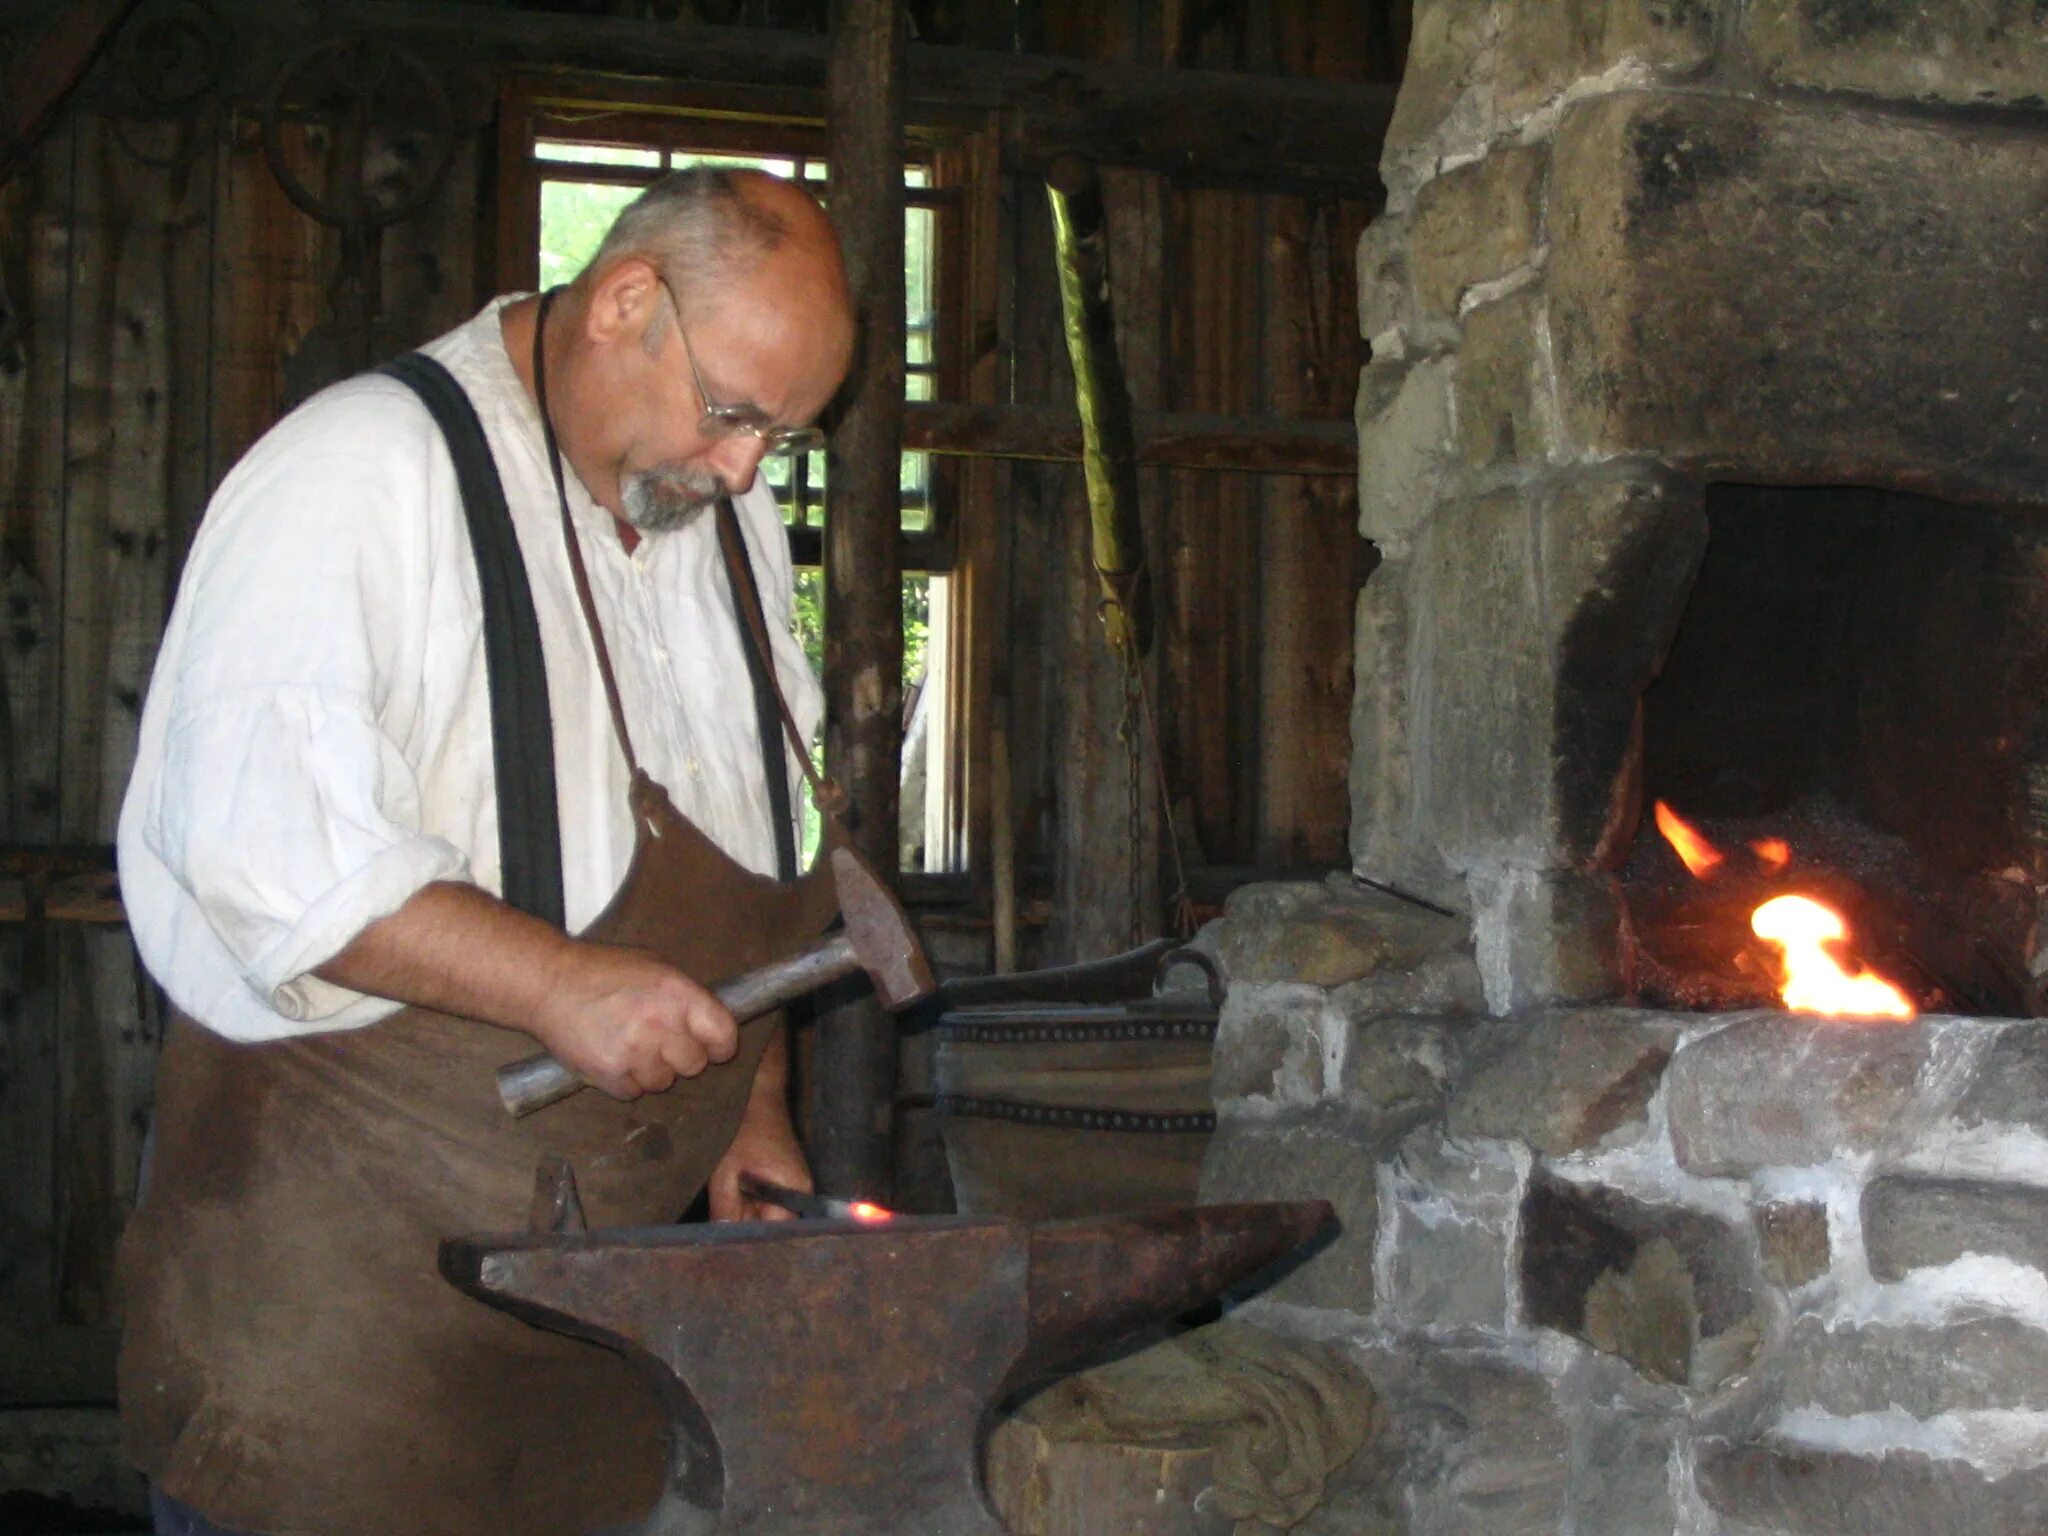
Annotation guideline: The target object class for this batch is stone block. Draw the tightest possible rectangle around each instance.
[1411,470,1704,873]
[1357,352,1456,551]
[1384,0,1506,199]
[1449,1006,1681,1155]
[1361,1346,1570,1536]
[1333,950,1485,1024]
[1410,145,1549,318]
[1697,1442,2048,1536]
[1357,213,1414,342]
[1863,1174,2048,1281]
[1520,1170,1762,1390]
[1471,871,1630,1014]
[1668,1015,1940,1177]
[1949,1021,2048,1136]
[1380,1131,1522,1330]
[1496,0,1723,118]
[1569,1410,1680,1536]
[1456,286,1551,471]
[1200,1110,1385,1314]
[1745,0,2048,109]
[1213,877,1466,989]
[1412,487,1553,865]
[1755,1200,1831,1289]
[1339,1016,1462,1126]
[1351,566,1460,908]
[1210,984,1348,1111]
[1550,91,2048,506]
[1777,1314,2048,1417]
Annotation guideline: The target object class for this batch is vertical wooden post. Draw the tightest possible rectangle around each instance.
[815,0,906,1200]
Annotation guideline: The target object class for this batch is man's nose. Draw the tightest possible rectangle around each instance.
[710,433,770,494]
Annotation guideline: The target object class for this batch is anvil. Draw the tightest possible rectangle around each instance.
[440,1201,1332,1535]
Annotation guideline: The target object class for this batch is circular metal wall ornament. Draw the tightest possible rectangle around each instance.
[260,34,454,233]
[111,0,225,119]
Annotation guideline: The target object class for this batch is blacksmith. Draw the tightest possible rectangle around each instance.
[115,168,855,1536]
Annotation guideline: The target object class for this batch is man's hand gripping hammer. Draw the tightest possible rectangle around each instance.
[497,846,936,1117]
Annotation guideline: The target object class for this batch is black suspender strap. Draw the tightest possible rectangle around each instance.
[715,499,800,883]
[379,352,566,929]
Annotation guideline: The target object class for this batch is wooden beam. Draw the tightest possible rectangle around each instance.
[187,0,1394,198]
[903,401,1356,475]
[813,0,907,1204]
[0,0,142,187]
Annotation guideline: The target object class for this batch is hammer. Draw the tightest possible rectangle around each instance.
[497,846,935,1117]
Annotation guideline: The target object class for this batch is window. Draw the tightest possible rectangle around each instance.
[512,101,970,876]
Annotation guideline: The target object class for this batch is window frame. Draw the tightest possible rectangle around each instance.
[496,79,996,887]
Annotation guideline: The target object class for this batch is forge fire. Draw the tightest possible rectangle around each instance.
[1649,802,1915,1020]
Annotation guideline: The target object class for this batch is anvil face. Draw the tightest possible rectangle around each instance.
[440,1204,1331,1536]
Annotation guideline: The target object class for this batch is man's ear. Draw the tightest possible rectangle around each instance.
[582,257,661,345]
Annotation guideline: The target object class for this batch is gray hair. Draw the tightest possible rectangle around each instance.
[586,166,792,315]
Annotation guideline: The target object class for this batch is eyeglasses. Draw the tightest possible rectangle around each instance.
[656,275,827,459]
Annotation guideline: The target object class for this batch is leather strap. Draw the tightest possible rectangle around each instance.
[532,291,640,780]
[378,352,565,929]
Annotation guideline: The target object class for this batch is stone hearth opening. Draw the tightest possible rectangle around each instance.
[1192,6,2048,1534]
[1628,484,2048,1017]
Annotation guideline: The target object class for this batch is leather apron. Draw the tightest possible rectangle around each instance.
[117,326,839,1536]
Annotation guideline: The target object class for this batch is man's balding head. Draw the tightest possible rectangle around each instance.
[585,167,848,326]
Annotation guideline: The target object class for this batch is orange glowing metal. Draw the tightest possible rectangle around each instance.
[1750,895,1914,1019]
[1655,800,1726,878]
[848,1202,892,1223]
[1750,837,1792,873]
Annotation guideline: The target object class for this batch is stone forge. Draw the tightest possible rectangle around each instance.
[1196,4,2048,1533]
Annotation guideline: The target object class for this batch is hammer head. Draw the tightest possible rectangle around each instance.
[828,845,937,1010]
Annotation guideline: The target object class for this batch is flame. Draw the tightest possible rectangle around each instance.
[1750,895,1915,1018]
[1750,837,1791,873]
[848,1202,892,1223]
[1655,800,1726,878]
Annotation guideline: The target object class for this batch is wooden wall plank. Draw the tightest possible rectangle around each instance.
[0,121,76,1331]
[51,113,194,1323]
[1257,192,1373,869]
[207,112,327,482]
[1163,186,1262,868]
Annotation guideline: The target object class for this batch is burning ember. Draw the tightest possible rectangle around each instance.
[1655,800,1725,878]
[1652,801,1916,1019]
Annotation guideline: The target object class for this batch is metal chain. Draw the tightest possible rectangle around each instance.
[936,1016,1219,1046]
[934,1094,1216,1135]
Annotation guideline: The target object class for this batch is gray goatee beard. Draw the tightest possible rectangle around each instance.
[620,467,722,534]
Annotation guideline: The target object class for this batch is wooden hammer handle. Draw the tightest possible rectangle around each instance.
[496,931,858,1117]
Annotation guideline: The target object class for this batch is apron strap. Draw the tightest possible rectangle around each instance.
[378,352,566,930]
[715,498,814,882]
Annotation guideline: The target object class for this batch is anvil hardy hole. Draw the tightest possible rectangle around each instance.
[1623,483,2048,1016]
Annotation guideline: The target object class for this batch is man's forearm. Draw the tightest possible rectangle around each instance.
[314,879,579,1035]
[312,878,742,1102]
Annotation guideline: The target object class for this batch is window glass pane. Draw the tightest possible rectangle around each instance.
[671,150,797,177]
[905,206,935,370]
[537,141,662,168]
[905,166,930,188]
[539,180,644,289]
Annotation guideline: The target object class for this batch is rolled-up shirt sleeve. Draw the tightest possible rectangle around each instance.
[146,685,470,1022]
[119,376,485,1040]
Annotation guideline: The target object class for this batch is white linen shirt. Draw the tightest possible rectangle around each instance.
[117,297,822,1043]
